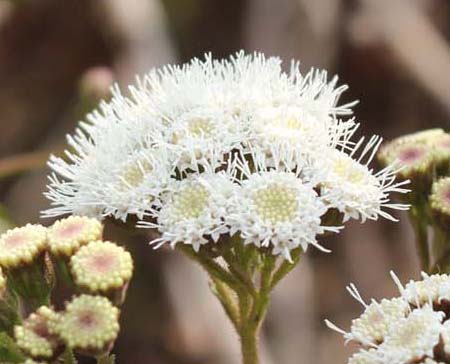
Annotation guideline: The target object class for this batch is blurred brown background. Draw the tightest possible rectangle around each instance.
[0,0,449,363]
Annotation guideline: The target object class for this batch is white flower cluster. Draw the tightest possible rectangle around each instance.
[44,52,408,260]
[326,272,450,364]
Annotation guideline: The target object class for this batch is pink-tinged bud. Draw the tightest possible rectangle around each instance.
[49,295,120,357]
[70,241,133,305]
[14,306,63,361]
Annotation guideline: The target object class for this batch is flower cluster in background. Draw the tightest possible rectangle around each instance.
[0,216,133,364]
[327,272,450,364]
[45,52,408,261]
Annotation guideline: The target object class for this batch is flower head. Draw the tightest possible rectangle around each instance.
[14,307,61,360]
[320,137,409,222]
[43,52,360,223]
[401,272,450,306]
[70,241,133,294]
[47,216,103,257]
[430,178,450,231]
[42,52,408,259]
[349,298,409,345]
[146,171,235,252]
[379,143,435,180]
[227,155,338,260]
[328,272,450,364]
[325,283,409,346]
[50,295,119,355]
[377,306,443,364]
[0,225,47,269]
[248,105,356,161]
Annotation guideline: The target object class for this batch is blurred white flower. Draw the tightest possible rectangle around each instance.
[401,272,450,307]
[328,272,450,364]
[378,306,443,364]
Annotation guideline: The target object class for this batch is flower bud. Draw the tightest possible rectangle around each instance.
[47,216,103,286]
[428,133,450,176]
[70,241,133,305]
[47,216,103,258]
[0,225,52,308]
[49,294,120,356]
[430,178,450,231]
[378,141,435,204]
[0,225,47,269]
[379,143,435,180]
[14,306,63,361]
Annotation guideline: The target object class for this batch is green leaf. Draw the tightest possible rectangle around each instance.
[0,332,25,363]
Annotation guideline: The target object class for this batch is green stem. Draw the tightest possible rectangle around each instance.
[409,207,430,273]
[240,324,259,364]
[178,245,244,292]
[219,247,256,298]
[239,256,276,364]
[210,277,240,330]
[432,225,448,267]
[270,248,302,289]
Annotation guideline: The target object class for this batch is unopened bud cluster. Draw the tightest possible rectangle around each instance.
[379,129,450,271]
[379,129,450,178]
[327,272,450,364]
[0,216,133,363]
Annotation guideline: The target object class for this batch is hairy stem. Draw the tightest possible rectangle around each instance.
[210,277,240,329]
[240,323,259,364]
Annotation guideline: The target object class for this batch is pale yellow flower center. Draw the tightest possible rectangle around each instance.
[253,184,298,223]
[333,158,366,184]
[121,159,152,189]
[173,185,210,219]
[188,118,215,137]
